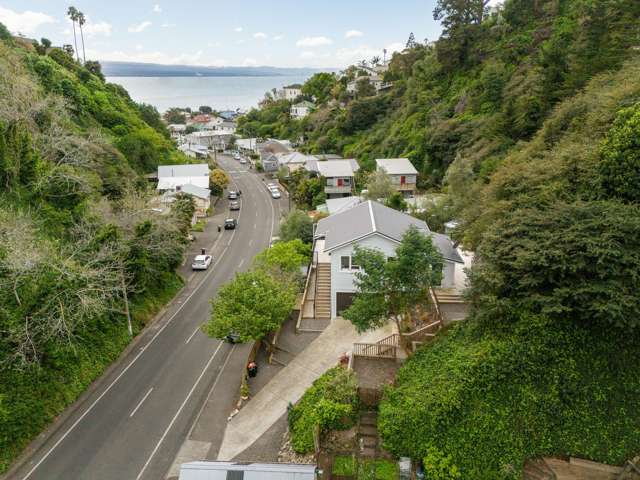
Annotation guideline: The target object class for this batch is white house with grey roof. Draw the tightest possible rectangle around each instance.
[376,158,418,197]
[310,200,463,319]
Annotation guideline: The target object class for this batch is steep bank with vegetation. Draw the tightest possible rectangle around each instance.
[0,26,192,472]
[239,0,640,477]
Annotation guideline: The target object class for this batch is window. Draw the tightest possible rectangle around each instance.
[340,256,361,271]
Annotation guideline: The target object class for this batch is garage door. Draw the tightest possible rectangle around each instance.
[336,292,356,315]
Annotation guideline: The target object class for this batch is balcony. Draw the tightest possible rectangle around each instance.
[324,185,352,195]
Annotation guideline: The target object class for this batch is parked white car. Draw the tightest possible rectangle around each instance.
[191,255,213,270]
[270,190,281,199]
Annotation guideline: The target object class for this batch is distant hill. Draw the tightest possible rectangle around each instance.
[102,61,334,77]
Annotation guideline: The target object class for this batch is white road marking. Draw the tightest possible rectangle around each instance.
[20,163,244,480]
[253,223,257,229]
[184,345,236,439]
[238,258,245,268]
[130,388,154,418]
[135,343,223,480]
[185,326,201,345]
[248,239,253,247]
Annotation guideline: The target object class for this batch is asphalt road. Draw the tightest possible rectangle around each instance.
[8,154,285,480]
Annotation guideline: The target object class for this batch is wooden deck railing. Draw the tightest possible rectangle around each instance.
[353,334,399,359]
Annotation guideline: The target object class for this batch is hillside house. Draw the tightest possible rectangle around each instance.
[165,184,211,218]
[157,163,210,192]
[290,100,314,119]
[178,143,209,159]
[310,200,463,319]
[276,85,303,101]
[376,158,418,197]
[315,159,359,198]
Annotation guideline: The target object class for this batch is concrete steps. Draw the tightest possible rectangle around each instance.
[358,411,379,459]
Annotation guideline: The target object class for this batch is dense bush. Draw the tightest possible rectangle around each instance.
[0,30,191,472]
[379,317,640,478]
[469,200,640,329]
[288,367,358,454]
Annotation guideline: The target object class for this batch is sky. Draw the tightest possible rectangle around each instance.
[0,1,498,68]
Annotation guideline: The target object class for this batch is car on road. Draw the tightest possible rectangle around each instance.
[229,201,240,211]
[191,254,212,270]
[270,189,281,199]
[266,182,279,190]
[239,157,247,164]
[224,218,237,229]
[228,191,238,200]
[225,332,241,343]
[233,152,241,160]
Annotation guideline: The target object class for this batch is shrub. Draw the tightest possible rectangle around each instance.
[288,367,358,454]
[469,200,640,330]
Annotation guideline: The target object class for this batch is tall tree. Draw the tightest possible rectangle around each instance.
[77,11,86,64]
[66,7,80,62]
[343,226,443,334]
[205,270,296,342]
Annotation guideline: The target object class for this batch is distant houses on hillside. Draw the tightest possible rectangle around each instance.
[291,100,315,119]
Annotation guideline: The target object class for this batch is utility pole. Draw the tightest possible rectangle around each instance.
[120,267,132,336]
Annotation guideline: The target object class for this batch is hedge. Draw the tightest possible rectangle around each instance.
[378,315,640,479]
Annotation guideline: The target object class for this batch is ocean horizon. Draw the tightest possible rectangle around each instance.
[106,75,312,113]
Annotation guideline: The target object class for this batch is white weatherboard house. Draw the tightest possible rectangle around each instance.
[376,158,418,197]
[290,100,314,119]
[311,200,463,319]
[316,159,359,199]
[157,163,210,192]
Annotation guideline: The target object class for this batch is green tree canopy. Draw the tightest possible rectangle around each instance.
[301,72,337,105]
[599,102,640,203]
[469,200,640,330]
[254,239,310,283]
[205,270,296,342]
[279,209,314,244]
[364,169,395,201]
[343,226,443,333]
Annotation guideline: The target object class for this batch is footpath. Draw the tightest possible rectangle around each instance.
[216,318,394,461]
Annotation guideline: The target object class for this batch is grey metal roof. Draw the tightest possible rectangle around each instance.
[315,200,463,263]
[179,183,211,199]
[376,158,418,175]
[316,160,356,178]
[158,163,209,178]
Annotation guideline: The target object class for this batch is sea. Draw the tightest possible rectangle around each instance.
[105,75,312,113]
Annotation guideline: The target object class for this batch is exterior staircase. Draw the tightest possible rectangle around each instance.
[358,411,379,458]
[314,263,331,320]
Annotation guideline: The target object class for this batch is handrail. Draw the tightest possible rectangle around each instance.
[353,342,397,359]
[295,261,315,333]
[402,320,441,340]
[429,287,444,324]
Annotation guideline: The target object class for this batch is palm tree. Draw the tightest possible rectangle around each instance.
[67,7,79,62]
[371,55,381,66]
[77,11,86,64]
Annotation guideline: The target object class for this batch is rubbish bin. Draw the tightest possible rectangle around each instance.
[247,361,258,378]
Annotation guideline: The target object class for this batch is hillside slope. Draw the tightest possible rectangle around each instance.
[0,31,192,471]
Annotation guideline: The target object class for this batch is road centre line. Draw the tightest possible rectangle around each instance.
[135,342,224,480]
[20,162,242,480]
[185,326,201,345]
[130,388,154,418]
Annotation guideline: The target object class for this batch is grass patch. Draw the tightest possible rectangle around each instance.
[333,455,357,476]
[191,219,206,232]
[332,457,398,480]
